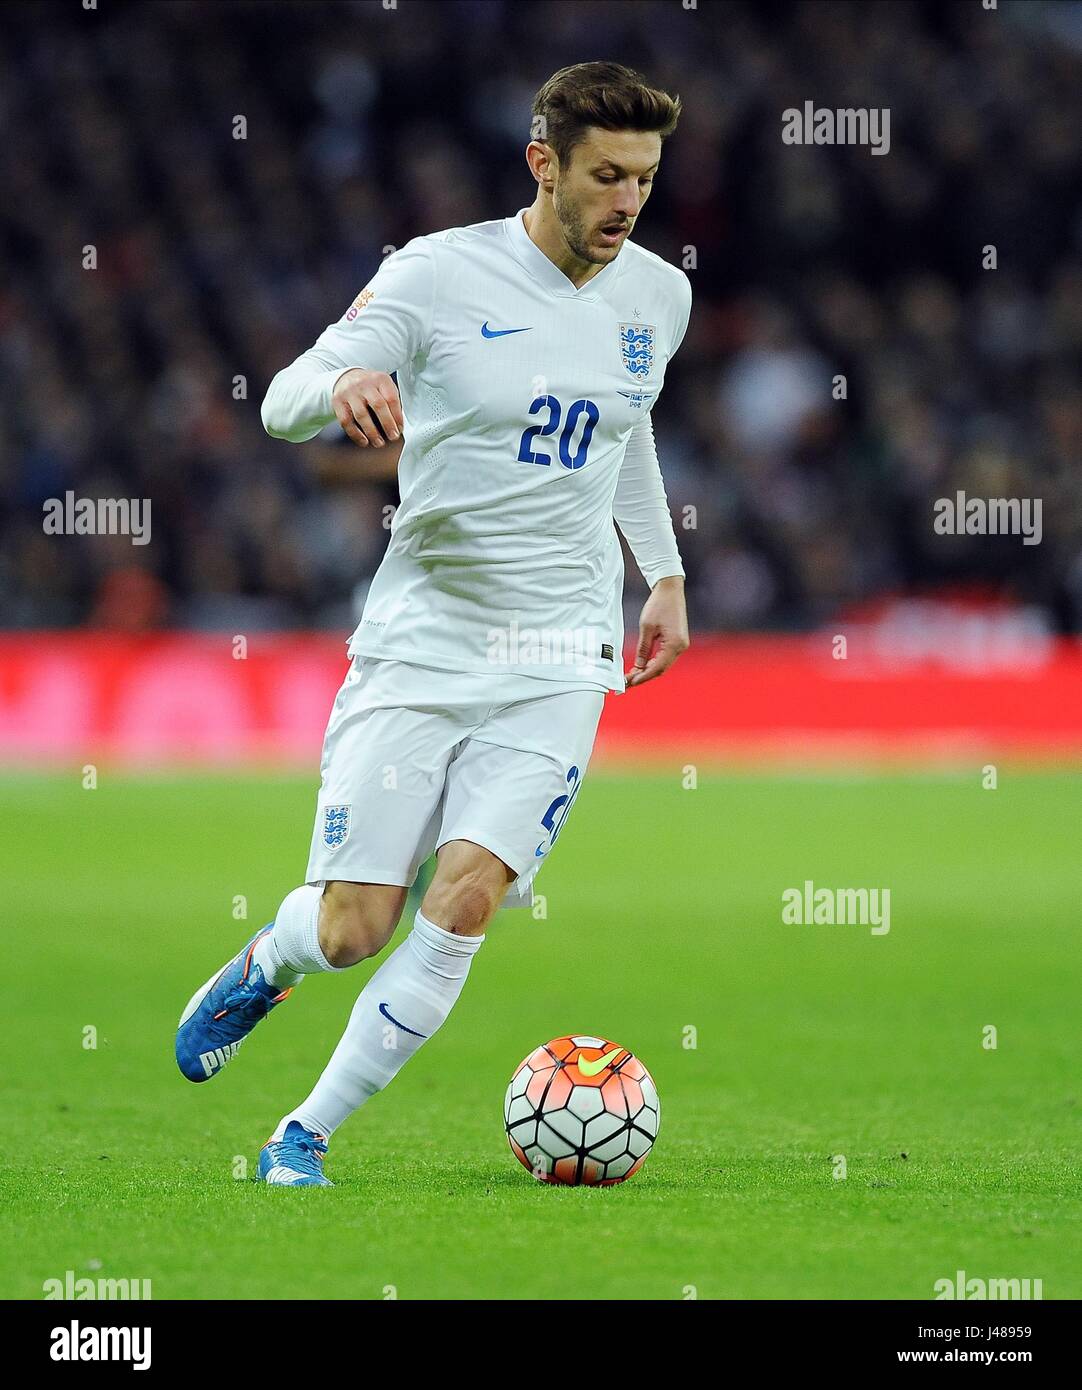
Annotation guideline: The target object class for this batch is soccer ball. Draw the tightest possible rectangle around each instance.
[504,1035,660,1186]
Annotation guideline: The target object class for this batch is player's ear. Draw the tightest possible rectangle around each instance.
[527,138,557,187]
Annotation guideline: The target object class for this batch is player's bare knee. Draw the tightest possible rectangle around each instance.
[318,882,404,967]
[455,875,503,932]
[423,852,514,934]
[319,901,390,968]
[425,877,496,934]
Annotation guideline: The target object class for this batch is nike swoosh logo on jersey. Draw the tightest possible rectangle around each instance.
[481,321,532,338]
[577,1047,624,1077]
[378,1001,428,1037]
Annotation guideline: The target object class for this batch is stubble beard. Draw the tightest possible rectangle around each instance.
[553,185,610,266]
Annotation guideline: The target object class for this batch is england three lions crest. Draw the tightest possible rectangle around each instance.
[620,323,655,378]
[322,804,351,849]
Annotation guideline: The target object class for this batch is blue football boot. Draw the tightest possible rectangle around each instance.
[258,1122,334,1187]
[176,926,292,1082]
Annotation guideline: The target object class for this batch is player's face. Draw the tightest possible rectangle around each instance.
[554,128,661,265]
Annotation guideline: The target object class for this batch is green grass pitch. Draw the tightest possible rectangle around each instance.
[2,766,1079,1300]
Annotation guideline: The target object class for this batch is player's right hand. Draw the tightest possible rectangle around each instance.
[331,368,404,448]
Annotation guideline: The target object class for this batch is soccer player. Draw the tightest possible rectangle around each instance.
[175,61,693,1185]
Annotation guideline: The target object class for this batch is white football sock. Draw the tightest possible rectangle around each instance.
[275,911,484,1139]
[253,884,341,989]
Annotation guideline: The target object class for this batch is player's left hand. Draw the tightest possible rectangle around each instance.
[625,575,690,688]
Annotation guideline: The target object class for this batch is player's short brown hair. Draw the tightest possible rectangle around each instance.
[531,62,681,169]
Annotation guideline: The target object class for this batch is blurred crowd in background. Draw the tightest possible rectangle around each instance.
[1,0,1080,636]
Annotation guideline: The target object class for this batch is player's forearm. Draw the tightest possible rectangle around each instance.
[261,351,355,442]
[613,416,685,587]
[263,238,434,443]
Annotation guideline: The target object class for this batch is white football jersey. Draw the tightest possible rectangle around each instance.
[262,207,692,690]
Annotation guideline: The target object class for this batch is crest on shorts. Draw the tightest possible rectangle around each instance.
[619,323,655,378]
[322,804,351,849]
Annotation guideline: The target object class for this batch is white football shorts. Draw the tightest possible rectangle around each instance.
[304,657,607,909]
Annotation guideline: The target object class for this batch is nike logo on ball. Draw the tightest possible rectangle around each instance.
[481,321,532,338]
[577,1047,624,1077]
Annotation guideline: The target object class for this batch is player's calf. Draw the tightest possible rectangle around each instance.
[262,885,498,1154]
